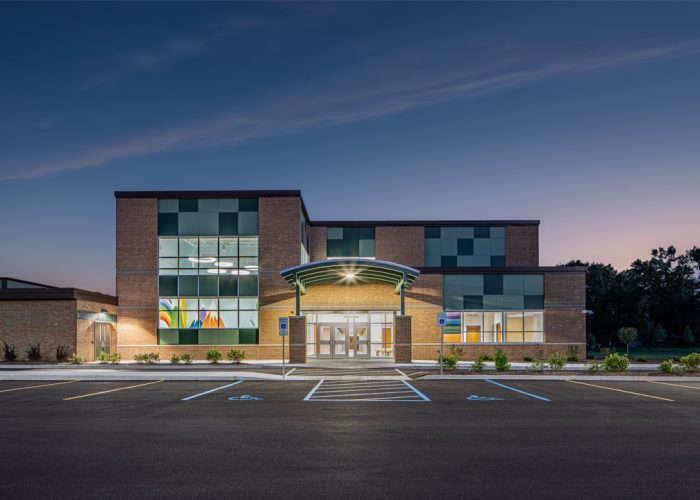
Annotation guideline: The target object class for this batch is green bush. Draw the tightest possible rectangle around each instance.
[529,359,545,373]
[97,351,111,364]
[659,359,675,374]
[134,353,150,364]
[180,353,193,364]
[206,349,223,364]
[603,353,629,372]
[147,352,159,364]
[170,354,181,364]
[470,357,485,373]
[548,353,567,371]
[69,353,85,365]
[679,352,700,373]
[522,356,532,362]
[227,349,245,364]
[494,350,510,372]
[587,360,603,372]
[436,352,458,370]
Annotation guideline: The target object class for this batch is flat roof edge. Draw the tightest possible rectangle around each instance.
[420,266,587,274]
[0,288,118,305]
[114,190,302,199]
[311,220,540,227]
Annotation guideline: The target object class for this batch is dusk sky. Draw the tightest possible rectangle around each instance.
[1,2,699,295]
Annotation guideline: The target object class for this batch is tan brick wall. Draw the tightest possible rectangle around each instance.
[116,198,158,347]
[375,226,424,267]
[505,225,539,266]
[309,226,327,261]
[0,300,76,361]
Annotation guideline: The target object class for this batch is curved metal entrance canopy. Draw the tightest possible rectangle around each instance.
[280,259,420,315]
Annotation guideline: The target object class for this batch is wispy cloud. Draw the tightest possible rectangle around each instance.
[4,39,700,182]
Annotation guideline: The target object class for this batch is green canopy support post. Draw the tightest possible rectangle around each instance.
[400,273,406,316]
[294,273,301,316]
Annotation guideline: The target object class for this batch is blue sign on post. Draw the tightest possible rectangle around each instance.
[437,312,446,327]
[279,317,289,336]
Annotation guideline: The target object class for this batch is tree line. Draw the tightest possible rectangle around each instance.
[565,246,700,349]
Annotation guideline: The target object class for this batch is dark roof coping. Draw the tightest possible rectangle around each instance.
[0,288,118,305]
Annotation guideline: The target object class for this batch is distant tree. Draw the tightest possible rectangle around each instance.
[617,327,639,356]
[682,325,695,348]
[652,324,668,347]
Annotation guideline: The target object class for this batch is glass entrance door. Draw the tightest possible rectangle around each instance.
[349,323,370,358]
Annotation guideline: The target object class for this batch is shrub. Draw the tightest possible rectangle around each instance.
[170,354,181,364]
[109,353,121,364]
[56,344,69,362]
[470,357,485,373]
[134,353,148,363]
[436,352,458,370]
[180,353,193,364]
[603,353,629,372]
[548,353,567,371]
[147,353,160,364]
[227,349,245,364]
[617,327,638,356]
[659,359,675,374]
[97,351,111,364]
[2,339,17,362]
[494,350,510,372]
[69,353,85,365]
[206,349,223,364]
[523,356,532,362]
[25,344,42,362]
[679,352,700,373]
[587,360,603,372]
[528,359,545,373]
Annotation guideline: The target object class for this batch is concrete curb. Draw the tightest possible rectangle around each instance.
[420,375,700,381]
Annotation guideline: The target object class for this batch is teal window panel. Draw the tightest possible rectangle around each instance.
[457,239,474,255]
[179,199,198,212]
[158,329,179,345]
[158,199,179,213]
[491,226,505,239]
[473,255,491,266]
[523,275,544,295]
[219,275,238,296]
[219,213,238,235]
[198,213,219,235]
[158,213,178,236]
[441,256,457,267]
[219,329,239,344]
[179,329,198,344]
[219,198,238,211]
[502,294,524,309]
[424,226,440,238]
[443,294,463,310]
[490,238,505,255]
[443,276,463,297]
[159,276,178,296]
[327,227,343,239]
[425,238,440,258]
[463,295,483,309]
[440,227,459,238]
[238,198,258,211]
[462,275,484,295]
[483,274,503,294]
[359,239,375,257]
[179,276,198,296]
[524,295,544,309]
[440,237,457,255]
[456,227,474,238]
[238,212,258,235]
[239,274,258,296]
[198,199,220,212]
[198,330,219,345]
[503,275,524,295]
[482,294,504,310]
[474,227,490,238]
[474,239,491,256]
[239,329,259,344]
[490,256,505,267]
[178,213,198,235]
[425,254,441,266]
[457,255,475,267]
[198,275,218,296]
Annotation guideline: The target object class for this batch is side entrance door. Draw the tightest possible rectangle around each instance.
[94,322,111,359]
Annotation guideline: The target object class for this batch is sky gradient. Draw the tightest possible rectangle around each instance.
[1,2,699,295]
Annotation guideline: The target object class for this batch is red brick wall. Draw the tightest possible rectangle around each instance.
[394,316,411,362]
[505,225,539,266]
[544,271,586,359]
[289,315,306,363]
[375,226,424,267]
[309,226,327,261]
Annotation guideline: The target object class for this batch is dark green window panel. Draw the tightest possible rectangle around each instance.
[483,274,503,294]
[474,227,490,238]
[239,198,258,211]
[198,212,219,235]
[198,330,219,345]
[327,239,356,257]
[457,239,474,255]
[219,329,239,344]
[179,276,198,296]
[238,212,258,235]
[179,329,198,344]
[239,329,259,344]
[463,295,483,309]
[158,329,179,345]
[424,226,440,238]
[179,199,198,212]
[239,274,258,296]
[219,275,238,296]
[524,295,544,309]
[219,213,238,235]
[490,256,506,267]
[199,275,218,296]
[441,256,457,267]
[158,213,178,236]
[348,227,374,240]
[159,276,178,296]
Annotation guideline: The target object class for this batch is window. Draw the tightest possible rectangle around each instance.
[424,226,505,267]
[443,274,543,311]
[327,226,375,258]
[443,311,542,344]
[157,197,258,237]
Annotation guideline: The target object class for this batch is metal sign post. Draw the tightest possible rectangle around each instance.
[279,317,289,381]
[437,312,446,377]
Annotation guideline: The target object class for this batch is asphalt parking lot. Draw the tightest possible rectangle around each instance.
[1,379,699,499]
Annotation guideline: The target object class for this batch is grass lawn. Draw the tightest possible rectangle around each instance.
[589,347,699,361]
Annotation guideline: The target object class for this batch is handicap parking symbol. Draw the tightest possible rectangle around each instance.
[228,395,263,401]
[466,395,504,401]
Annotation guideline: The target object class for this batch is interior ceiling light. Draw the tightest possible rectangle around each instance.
[214,261,234,267]
[230,269,251,276]
[244,265,258,270]
[207,268,228,274]
[189,257,216,263]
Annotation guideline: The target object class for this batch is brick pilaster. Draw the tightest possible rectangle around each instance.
[394,315,412,363]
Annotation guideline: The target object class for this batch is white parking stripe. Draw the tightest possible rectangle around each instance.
[181,381,244,401]
[304,379,429,402]
[303,379,325,401]
[312,390,416,398]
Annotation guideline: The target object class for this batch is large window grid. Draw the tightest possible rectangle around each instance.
[445,311,544,344]
[425,226,505,267]
[327,227,375,258]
